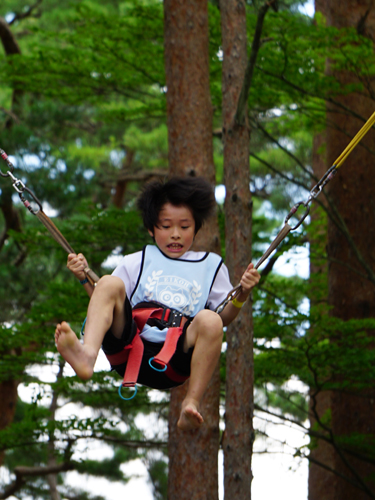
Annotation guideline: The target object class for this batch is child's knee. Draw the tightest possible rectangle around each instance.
[184,310,223,350]
[195,310,223,339]
[96,275,126,302]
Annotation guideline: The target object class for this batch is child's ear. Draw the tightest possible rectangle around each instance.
[148,229,154,238]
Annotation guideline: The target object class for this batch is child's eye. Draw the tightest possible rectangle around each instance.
[162,225,170,229]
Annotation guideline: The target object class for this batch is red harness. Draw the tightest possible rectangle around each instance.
[105,303,189,389]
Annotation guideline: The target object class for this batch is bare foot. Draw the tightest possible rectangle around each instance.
[177,401,204,431]
[55,321,97,380]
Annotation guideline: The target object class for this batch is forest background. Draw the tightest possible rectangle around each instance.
[1,0,375,499]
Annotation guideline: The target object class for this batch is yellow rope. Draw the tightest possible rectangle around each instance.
[334,110,375,169]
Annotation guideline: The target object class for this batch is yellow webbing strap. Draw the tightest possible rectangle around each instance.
[217,110,375,312]
[333,110,375,169]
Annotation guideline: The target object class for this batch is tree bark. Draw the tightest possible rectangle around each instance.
[219,1,253,499]
[0,17,22,469]
[0,17,23,248]
[163,1,221,499]
[164,0,215,181]
[112,149,134,209]
[309,1,375,499]
[0,380,19,466]
[308,131,335,500]
[0,17,22,119]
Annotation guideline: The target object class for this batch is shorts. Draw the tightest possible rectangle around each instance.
[101,297,193,390]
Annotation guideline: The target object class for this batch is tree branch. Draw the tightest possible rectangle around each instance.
[250,151,310,191]
[0,18,21,55]
[305,343,375,499]
[250,149,375,288]
[251,117,315,179]
[101,436,167,449]
[256,403,375,495]
[0,462,75,500]
[104,168,168,184]
[7,0,44,25]
[235,0,277,125]
[258,65,375,129]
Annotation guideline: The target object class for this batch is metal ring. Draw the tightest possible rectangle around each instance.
[118,384,137,401]
[22,186,43,209]
[0,169,12,178]
[285,202,310,231]
[19,186,43,215]
[0,148,14,177]
[148,357,167,372]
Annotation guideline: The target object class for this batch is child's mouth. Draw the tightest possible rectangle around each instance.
[167,243,183,250]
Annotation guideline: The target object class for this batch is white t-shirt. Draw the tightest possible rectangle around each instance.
[112,247,232,313]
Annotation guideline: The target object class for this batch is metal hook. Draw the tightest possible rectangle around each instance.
[284,201,310,231]
[0,149,15,177]
[18,186,43,215]
[215,284,242,314]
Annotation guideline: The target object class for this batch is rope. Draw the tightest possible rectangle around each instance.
[3,110,375,299]
[35,210,75,254]
[215,110,375,313]
[333,110,375,169]
[35,211,100,285]
[0,148,100,285]
[215,224,292,313]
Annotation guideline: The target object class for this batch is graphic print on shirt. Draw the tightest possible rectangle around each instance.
[145,270,202,315]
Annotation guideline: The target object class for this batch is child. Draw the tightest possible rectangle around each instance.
[55,177,260,431]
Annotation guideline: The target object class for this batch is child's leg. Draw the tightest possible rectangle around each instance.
[177,310,223,431]
[55,276,127,380]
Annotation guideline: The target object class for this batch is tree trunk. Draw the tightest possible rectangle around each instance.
[309,1,375,499]
[163,1,221,499]
[0,17,22,122]
[308,132,335,500]
[112,149,134,209]
[0,17,22,468]
[219,1,253,499]
[0,380,19,465]
[0,17,23,247]
[163,0,215,180]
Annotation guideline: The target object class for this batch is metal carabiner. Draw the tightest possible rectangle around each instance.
[12,177,27,194]
[284,201,310,231]
[0,148,43,214]
[18,185,43,215]
[306,183,323,206]
[287,165,337,230]
[307,165,337,205]
[0,148,15,177]
[215,284,242,314]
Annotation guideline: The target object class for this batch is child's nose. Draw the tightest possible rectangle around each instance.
[171,227,180,238]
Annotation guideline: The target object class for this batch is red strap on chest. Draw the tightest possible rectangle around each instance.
[151,324,186,368]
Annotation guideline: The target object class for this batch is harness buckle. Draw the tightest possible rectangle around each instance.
[162,307,184,328]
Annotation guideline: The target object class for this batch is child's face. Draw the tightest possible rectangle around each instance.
[149,202,195,258]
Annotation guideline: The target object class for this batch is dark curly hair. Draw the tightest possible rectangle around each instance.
[137,176,216,235]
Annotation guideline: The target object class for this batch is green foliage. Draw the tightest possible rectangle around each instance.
[76,448,134,482]
[146,456,168,500]
[1,0,375,497]
[255,383,308,423]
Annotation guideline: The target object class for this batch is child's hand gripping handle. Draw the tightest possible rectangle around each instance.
[84,267,100,286]
[67,253,100,286]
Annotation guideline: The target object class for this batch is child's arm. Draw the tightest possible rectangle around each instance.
[218,263,260,327]
[67,253,95,297]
